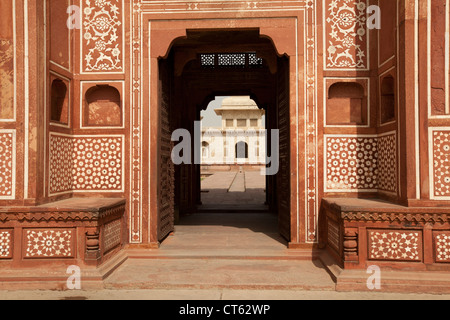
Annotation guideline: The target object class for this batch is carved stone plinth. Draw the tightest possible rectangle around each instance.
[323,198,450,270]
[0,198,126,268]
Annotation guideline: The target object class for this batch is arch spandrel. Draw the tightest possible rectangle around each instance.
[150,19,297,60]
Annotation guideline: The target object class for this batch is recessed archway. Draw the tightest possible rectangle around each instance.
[142,17,303,249]
[150,29,294,248]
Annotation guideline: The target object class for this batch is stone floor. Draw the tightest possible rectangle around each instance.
[106,213,332,290]
[200,170,266,206]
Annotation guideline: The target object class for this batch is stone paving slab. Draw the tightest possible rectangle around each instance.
[228,172,246,192]
[103,212,333,291]
[103,258,336,290]
[201,172,237,190]
[163,213,286,250]
[201,170,266,205]
[244,171,265,189]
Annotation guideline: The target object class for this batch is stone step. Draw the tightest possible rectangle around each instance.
[126,248,320,261]
[103,257,337,290]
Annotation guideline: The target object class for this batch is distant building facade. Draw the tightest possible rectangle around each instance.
[201,97,266,165]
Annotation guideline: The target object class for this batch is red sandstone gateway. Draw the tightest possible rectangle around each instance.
[0,0,449,292]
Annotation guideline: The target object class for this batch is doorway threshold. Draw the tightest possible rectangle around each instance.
[128,213,320,261]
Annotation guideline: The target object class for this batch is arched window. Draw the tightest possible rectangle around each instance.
[50,79,68,123]
[85,85,122,126]
[380,76,395,123]
[235,141,248,159]
[327,82,366,125]
[202,141,210,158]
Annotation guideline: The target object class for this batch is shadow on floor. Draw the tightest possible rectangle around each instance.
[200,188,266,205]
[177,212,288,247]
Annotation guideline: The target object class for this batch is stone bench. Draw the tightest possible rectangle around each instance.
[0,198,126,268]
[322,198,450,271]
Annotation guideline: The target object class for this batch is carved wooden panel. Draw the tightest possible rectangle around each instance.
[277,58,291,241]
[158,62,175,242]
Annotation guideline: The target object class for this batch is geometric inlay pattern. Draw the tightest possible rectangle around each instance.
[0,131,14,198]
[103,219,121,252]
[0,230,13,259]
[50,134,123,194]
[49,134,74,194]
[325,136,378,191]
[435,232,450,263]
[325,0,368,69]
[368,230,421,261]
[82,0,123,72]
[25,229,74,258]
[73,137,123,191]
[432,131,450,197]
[377,133,397,193]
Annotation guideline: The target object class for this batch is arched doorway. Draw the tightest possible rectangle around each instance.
[235,141,249,159]
[154,29,293,246]
[201,141,210,159]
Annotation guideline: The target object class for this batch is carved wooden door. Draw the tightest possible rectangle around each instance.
[277,58,291,242]
[158,61,175,242]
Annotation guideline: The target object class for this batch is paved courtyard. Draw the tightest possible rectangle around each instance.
[200,169,266,206]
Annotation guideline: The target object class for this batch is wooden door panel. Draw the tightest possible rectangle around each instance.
[158,61,175,242]
[277,58,291,241]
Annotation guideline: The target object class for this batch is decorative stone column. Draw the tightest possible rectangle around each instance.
[85,228,100,263]
[343,228,359,264]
